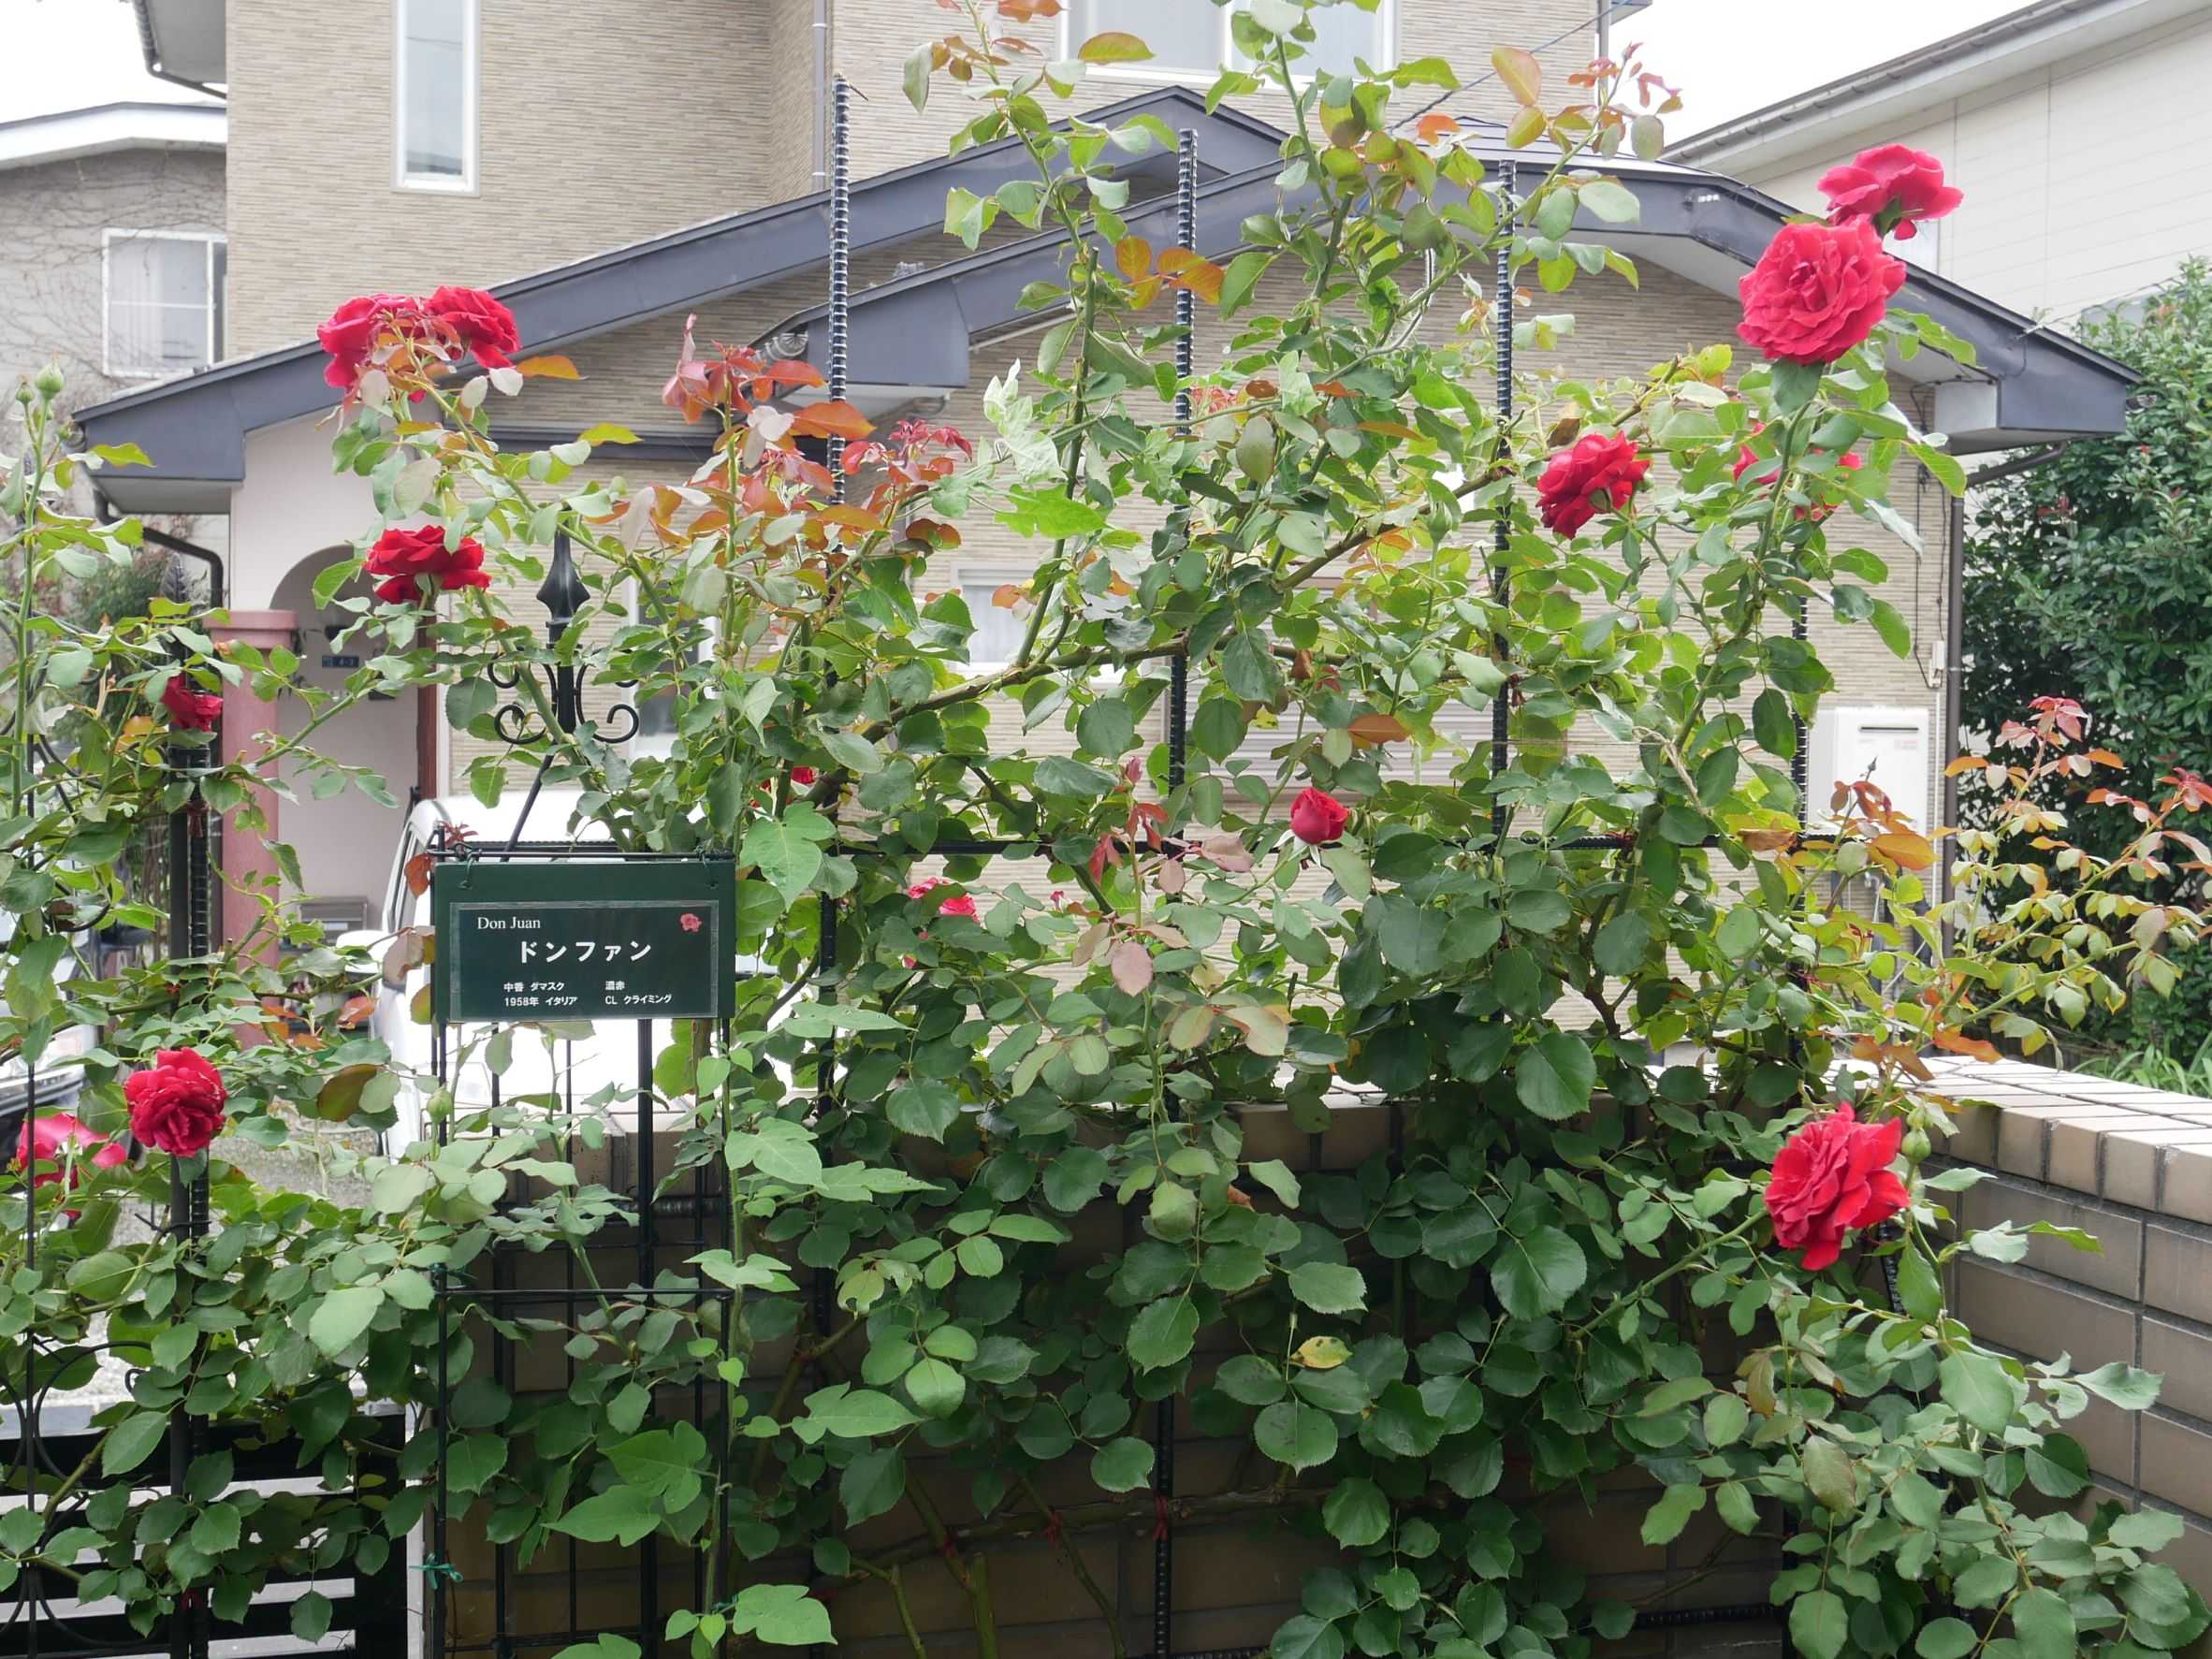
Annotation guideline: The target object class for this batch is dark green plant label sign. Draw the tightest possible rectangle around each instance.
[431,859,737,1022]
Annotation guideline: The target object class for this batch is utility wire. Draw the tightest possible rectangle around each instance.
[1390,3,1613,135]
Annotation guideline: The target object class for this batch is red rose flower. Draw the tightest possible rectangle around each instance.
[1739,219,1906,367]
[1765,1104,1909,1271]
[1536,433,1650,536]
[1289,787,1349,846]
[1817,144,1962,242]
[316,293,422,391]
[791,766,818,787]
[16,1111,126,1192]
[426,285,520,371]
[124,1049,229,1157]
[907,878,978,921]
[365,526,493,604]
[160,673,223,732]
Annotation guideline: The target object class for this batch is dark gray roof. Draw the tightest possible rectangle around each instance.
[80,84,2136,506]
[761,138,2134,455]
[75,87,1284,508]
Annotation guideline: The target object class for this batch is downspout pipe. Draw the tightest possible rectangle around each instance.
[1940,443,2073,929]
[811,0,831,191]
[138,524,226,611]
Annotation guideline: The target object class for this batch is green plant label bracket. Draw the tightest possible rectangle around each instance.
[431,858,738,1022]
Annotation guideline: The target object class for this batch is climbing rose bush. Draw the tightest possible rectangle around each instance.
[2,7,2207,1659]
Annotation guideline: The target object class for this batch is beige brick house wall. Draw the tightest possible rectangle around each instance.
[225,0,1607,355]
[223,0,798,354]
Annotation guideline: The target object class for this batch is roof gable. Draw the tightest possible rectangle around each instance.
[77,86,1284,507]
[757,138,2134,455]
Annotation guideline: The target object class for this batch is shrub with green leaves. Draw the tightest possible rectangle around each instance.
[4,7,2208,1659]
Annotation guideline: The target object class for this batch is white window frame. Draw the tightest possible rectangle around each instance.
[954,567,1045,677]
[393,0,479,194]
[1060,0,1395,87]
[100,229,226,380]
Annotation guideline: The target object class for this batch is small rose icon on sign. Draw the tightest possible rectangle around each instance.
[678,912,703,933]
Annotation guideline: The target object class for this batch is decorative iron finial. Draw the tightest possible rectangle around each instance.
[537,528,587,642]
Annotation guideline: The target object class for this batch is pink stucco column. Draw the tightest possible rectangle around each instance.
[208,610,298,958]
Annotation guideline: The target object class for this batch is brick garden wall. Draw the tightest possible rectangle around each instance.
[1934,1056,2212,1604]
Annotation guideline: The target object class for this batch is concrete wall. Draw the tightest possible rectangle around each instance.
[1695,7,2212,328]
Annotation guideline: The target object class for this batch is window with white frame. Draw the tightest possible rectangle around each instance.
[103,232,225,378]
[958,576,1037,671]
[396,0,475,190]
[1064,0,1390,82]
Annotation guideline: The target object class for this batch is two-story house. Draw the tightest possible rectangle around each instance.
[1668,0,2211,332]
[79,0,2134,960]
[0,97,226,544]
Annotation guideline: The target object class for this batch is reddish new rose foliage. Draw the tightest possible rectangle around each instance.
[1818,144,1962,241]
[160,673,223,731]
[1766,1104,1909,1271]
[426,285,520,371]
[1739,219,1906,367]
[1535,433,1650,535]
[15,1111,126,1189]
[365,526,493,604]
[124,1049,229,1157]
[1289,787,1349,846]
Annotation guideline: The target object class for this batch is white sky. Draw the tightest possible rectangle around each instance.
[0,0,2030,138]
[1606,0,2026,138]
[0,0,207,124]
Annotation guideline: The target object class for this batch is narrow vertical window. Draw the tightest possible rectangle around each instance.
[397,0,474,190]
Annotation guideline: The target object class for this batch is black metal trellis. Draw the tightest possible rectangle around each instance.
[2,550,406,1659]
[423,532,736,1659]
[393,89,1830,1659]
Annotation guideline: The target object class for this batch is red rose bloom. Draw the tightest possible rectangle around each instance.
[365,526,493,604]
[16,1111,126,1191]
[1765,1104,1909,1271]
[1739,220,1907,367]
[124,1049,229,1157]
[1535,433,1650,536]
[791,766,818,786]
[316,293,421,391]
[1817,144,1962,241]
[1289,787,1349,846]
[907,878,978,920]
[160,673,223,732]
[426,285,520,371]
